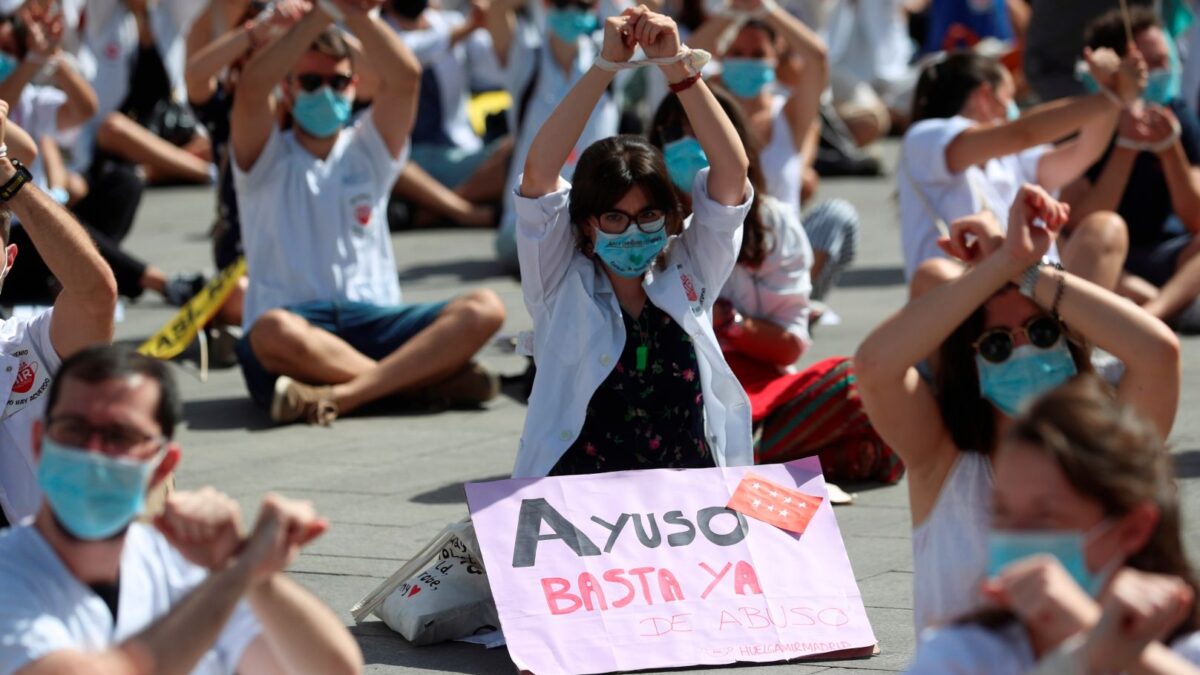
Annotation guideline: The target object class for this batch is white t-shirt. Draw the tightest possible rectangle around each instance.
[9,85,67,191]
[0,523,262,675]
[389,10,503,153]
[898,115,1051,280]
[909,621,1200,673]
[233,114,409,329]
[0,310,58,524]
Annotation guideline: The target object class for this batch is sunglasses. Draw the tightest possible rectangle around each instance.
[293,73,355,93]
[596,208,667,233]
[973,316,1065,364]
[549,0,595,10]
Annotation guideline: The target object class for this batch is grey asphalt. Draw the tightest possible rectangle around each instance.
[112,140,1200,674]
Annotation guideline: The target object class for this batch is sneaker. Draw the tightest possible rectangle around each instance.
[162,273,207,307]
[207,325,242,369]
[413,362,500,409]
[271,376,338,426]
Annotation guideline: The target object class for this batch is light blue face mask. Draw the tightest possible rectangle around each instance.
[0,52,17,83]
[545,8,599,44]
[976,341,1078,417]
[292,86,353,139]
[722,58,776,99]
[663,137,709,192]
[1143,66,1182,106]
[987,522,1116,597]
[36,438,162,541]
[1005,99,1020,122]
[593,218,668,277]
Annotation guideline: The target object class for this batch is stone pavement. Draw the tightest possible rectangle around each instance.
[112,140,1200,674]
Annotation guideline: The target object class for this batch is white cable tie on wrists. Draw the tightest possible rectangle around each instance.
[317,0,344,22]
[594,46,711,73]
[1098,86,1124,108]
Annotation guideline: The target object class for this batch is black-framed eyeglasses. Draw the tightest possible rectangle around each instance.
[293,73,355,93]
[595,208,667,233]
[549,0,595,10]
[46,417,166,456]
[973,316,1064,364]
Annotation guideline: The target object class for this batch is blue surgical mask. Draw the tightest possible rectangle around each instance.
[722,58,775,99]
[1005,99,1020,122]
[1143,66,1181,106]
[593,219,668,277]
[987,522,1116,597]
[36,438,162,541]
[663,137,709,192]
[292,86,353,138]
[545,8,598,44]
[976,341,1077,417]
[0,52,17,83]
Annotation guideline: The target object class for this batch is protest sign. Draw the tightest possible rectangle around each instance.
[465,457,876,674]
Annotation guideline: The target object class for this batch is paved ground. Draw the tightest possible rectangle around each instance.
[112,139,1200,674]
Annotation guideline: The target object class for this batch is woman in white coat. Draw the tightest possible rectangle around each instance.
[512,6,753,478]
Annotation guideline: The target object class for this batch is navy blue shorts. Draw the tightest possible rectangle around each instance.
[236,299,448,407]
[1126,233,1193,288]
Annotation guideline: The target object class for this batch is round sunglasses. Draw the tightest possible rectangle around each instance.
[972,315,1064,364]
[293,73,354,93]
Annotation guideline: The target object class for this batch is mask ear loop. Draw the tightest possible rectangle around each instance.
[1082,519,1126,595]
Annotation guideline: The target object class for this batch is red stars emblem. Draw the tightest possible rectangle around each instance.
[12,361,37,394]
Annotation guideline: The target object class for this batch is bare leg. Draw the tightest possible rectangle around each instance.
[216,278,246,327]
[249,290,506,414]
[455,136,514,204]
[1117,272,1159,306]
[97,113,212,185]
[801,166,819,203]
[140,266,168,294]
[1059,210,1128,292]
[909,257,964,300]
[1143,237,1200,319]
[392,162,494,227]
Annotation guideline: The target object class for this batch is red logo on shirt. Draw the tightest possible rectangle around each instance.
[681,273,698,302]
[12,361,37,394]
[354,204,372,226]
[104,43,120,60]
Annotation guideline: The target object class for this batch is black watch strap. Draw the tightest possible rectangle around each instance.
[0,159,32,202]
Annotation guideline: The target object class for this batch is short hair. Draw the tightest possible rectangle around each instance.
[45,346,181,439]
[0,211,10,247]
[1085,6,1161,55]
[310,26,351,63]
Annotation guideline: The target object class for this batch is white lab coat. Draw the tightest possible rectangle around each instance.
[512,168,755,478]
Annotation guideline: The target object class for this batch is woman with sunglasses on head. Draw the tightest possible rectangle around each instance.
[649,85,901,485]
[908,375,1200,673]
[511,6,753,478]
[901,48,1145,298]
[855,183,1181,634]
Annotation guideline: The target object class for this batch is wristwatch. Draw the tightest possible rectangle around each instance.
[0,159,32,202]
[1019,258,1064,301]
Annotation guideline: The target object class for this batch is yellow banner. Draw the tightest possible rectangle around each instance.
[138,257,246,360]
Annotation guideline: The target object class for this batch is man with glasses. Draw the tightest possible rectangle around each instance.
[230,0,505,426]
[0,99,118,528]
[0,346,362,674]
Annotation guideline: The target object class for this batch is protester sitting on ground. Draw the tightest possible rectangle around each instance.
[384,0,513,229]
[649,86,901,484]
[855,184,1181,634]
[0,3,202,309]
[511,7,754,478]
[81,0,215,186]
[1062,8,1200,334]
[230,1,506,426]
[691,0,860,310]
[1024,0,1152,102]
[186,0,309,329]
[486,0,621,272]
[907,375,1200,672]
[900,48,1143,298]
[0,346,362,674]
[0,101,117,528]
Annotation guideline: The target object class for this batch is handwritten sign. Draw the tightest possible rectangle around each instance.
[465,458,877,674]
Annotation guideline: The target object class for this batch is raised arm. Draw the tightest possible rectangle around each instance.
[1144,106,1200,233]
[231,5,332,171]
[761,0,826,151]
[341,3,421,157]
[186,0,306,105]
[482,0,522,67]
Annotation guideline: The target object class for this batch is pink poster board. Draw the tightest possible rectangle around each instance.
[465,458,878,674]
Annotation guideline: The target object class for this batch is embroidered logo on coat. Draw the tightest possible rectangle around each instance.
[12,360,37,394]
[4,346,51,420]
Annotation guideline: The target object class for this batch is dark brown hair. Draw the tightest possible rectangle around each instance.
[1,210,10,247]
[934,287,1092,455]
[648,85,769,267]
[911,51,1006,122]
[46,346,181,440]
[311,26,352,64]
[1085,6,1160,55]
[568,135,684,263]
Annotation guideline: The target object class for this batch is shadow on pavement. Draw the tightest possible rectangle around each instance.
[410,475,510,504]
[183,397,274,432]
[399,258,508,283]
[1175,449,1200,479]
[352,623,515,674]
[838,266,906,288]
